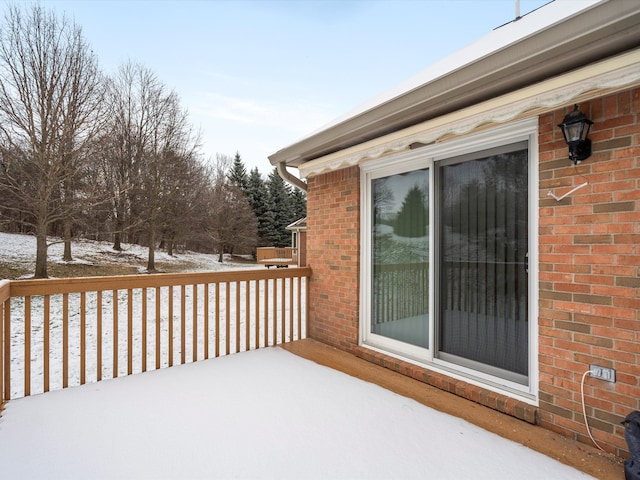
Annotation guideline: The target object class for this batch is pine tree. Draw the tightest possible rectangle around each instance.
[290,188,307,220]
[246,167,271,246]
[227,151,248,191]
[394,185,428,237]
[265,167,294,247]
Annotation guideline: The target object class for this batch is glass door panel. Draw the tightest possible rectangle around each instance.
[437,146,529,381]
[371,169,429,348]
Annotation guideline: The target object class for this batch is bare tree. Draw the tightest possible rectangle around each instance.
[206,155,258,262]
[58,30,104,261]
[0,4,102,277]
[159,152,209,256]
[102,62,201,271]
[102,62,151,251]
[142,92,201,271]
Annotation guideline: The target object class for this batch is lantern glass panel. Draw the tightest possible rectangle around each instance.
[565,122,583,142]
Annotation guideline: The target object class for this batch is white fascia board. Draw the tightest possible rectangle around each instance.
[298,49,640,179]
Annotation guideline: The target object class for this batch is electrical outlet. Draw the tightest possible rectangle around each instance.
[589,364,616,383]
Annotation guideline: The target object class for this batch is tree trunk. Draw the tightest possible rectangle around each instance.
[35,223,48,278]
[113,230,122,251]
[112,207,123,250]
[147,228,156,272]
[63,218,72,261]
[62,161,74,261]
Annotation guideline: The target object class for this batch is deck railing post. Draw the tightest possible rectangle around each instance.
[0,293,3,405]
[0,281,7,404]
[305,274,310,338]
[4,297,9,401]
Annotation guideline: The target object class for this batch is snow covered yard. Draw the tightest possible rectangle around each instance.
[0,232,261,279]
[0,347,595,480]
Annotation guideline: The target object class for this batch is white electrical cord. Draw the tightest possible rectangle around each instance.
[580,369,606,452]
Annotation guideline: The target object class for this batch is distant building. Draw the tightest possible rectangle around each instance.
[286,217,307,267]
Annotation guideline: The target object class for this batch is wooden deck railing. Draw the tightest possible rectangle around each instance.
[0,268,310,402]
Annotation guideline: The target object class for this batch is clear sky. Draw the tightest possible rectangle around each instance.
[38,0,551,174]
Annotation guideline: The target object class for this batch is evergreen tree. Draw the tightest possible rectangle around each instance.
[246,167,271,247]
[394,185,428,237]
[243,166,307,250]
[265,167,294,247]
[227,151,248,191]
[290,188,307,220]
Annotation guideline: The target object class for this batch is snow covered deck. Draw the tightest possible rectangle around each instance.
[0,340,618,479]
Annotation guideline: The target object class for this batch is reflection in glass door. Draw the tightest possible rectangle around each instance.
[371,169,429,348]
[437,145,529,383]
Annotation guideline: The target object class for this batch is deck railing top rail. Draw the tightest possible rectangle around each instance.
[8,267,310,296]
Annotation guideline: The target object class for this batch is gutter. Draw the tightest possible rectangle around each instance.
[277,161,307,193]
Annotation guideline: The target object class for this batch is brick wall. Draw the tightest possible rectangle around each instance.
[538,88,640,456]
[306,166,360,351]
[304,88,639,456]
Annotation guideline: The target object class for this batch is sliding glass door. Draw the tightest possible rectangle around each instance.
[362,122,536,394]
[436,143,529,383]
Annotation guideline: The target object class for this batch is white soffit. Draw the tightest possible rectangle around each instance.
[299,50,640,179]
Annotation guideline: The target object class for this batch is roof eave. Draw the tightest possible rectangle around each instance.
[269,0,640,168]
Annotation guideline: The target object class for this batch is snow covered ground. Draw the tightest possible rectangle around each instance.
[0,347,595,480]
[0,231,260,278]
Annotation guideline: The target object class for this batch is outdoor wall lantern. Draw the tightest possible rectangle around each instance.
[558,104,593,165]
